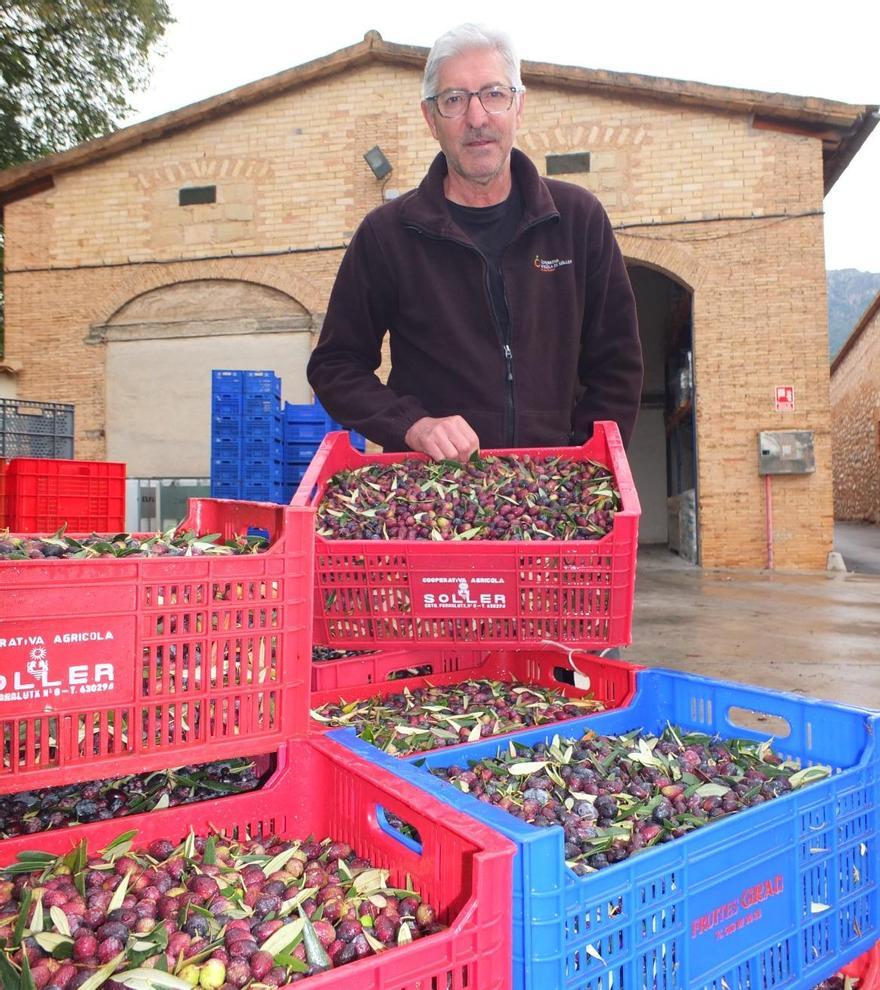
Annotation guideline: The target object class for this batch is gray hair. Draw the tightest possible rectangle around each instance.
[422,23,524,100]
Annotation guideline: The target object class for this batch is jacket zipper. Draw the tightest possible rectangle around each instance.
[404,215,554,447]
[495,216,551,445]
[478,254,515,446]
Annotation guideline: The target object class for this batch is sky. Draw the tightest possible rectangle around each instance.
[126,0,880,273]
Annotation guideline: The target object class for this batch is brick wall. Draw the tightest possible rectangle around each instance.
[830,301,880,522]
[2,59,834,567]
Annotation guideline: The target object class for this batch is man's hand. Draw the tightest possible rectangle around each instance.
[404,416,479,462]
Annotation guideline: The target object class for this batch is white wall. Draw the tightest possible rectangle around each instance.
[0,372,17,399]
[106,330,312,476]
[628,407,668,542]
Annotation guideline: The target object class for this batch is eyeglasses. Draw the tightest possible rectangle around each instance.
[425,85,522,119]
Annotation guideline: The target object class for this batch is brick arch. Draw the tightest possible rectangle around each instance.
[92,258,329,327]
[616,234,708,293]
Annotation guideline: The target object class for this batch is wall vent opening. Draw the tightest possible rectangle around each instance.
[546,152,591,176]
[179,185,217,206]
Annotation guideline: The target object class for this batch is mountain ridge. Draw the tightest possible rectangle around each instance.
[827,269,880,359]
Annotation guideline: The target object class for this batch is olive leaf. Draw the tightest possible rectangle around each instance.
[298,909,331,971]
[107,870,132,913]
[789,765,831,789]
[49,905,71,936]
[115,970,194,989]
[694,783,730,798]
[77,952,128,990]
[260,917,305,955]
[508,761,550,776]
[33,932,74,957]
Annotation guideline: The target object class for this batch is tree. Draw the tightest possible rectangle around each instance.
[0,0,173,348]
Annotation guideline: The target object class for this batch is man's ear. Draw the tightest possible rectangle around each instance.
[421,100,440,141]
[514,90,526,128]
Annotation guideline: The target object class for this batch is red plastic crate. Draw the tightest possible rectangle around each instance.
[311,646,489,691]
[294,422,641,650]
[311,648,641,752]
[0,498,313,795]
[835,940,880,987]
[0,735,515,990]
[4,457,126,532]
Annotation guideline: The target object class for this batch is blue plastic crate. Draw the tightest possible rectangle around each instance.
[211,370,244,396]
[243,394,282,417]
[283,421,330,443]
[335,669,880,990]
[210,478,241,499]
[282,462,311,485]
[283,400,328,424]
[212,413,244,434]
[243,413,283,434]
[242,370,282,397]
[211,434,241,458]
[283,443,320,462]
[241,392,281,419]
[243,435,283,455]
[242,463,283,486]
[243,451,283,470]
[241,479,284,503]
[212,394,244,419]
[211,456,240,480]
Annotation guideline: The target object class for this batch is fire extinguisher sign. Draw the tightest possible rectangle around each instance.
[774,386,794,412]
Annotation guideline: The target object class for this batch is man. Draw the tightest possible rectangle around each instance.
[307,23,643,460]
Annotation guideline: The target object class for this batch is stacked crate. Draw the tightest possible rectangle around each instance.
[282,398,365,500]
[0,397,74,459]
[295,427,880,990]
[0,496,516,990]
[210,371,365,503]
[211,370,283,501]
[0,457,125,531]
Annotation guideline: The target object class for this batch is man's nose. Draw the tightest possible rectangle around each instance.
[464,92,490,126]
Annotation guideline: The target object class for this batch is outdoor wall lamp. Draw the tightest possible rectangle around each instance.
[363,145,392,180]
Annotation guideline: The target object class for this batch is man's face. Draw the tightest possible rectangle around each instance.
[421,47,524,186]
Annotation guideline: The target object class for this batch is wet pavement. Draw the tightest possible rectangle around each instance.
[625,546,880,710]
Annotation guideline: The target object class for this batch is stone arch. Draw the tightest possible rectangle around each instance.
[99,271,325,478]
[616,233,708,292]
[620,234,702,560]
[88,256,331,330]
[97,277,311,343]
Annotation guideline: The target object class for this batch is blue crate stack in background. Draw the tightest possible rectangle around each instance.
[211,369,365,502]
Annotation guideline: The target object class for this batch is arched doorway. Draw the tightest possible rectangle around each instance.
[97,278,313,480]
[626,264,697,561]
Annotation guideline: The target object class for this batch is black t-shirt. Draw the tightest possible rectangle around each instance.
[447,182,523,345]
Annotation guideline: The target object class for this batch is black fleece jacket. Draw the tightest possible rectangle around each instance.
[307,148,643,451]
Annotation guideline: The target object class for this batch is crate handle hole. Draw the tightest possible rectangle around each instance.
[727,706,791,738]
[386,664,433,682]
[375,805,423,854]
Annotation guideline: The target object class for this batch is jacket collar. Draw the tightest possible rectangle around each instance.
[399,148,559,235]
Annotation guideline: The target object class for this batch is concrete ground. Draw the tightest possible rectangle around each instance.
[625,545,880,710]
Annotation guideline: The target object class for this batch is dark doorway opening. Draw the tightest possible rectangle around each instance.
[626,264,697,562]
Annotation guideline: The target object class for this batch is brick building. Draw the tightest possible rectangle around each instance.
[830,292,880,522]
[0,31,876,568]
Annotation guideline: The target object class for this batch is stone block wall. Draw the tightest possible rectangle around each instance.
[830,298,880,522]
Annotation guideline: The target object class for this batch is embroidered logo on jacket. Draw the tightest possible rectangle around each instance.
[533,255,573,272]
